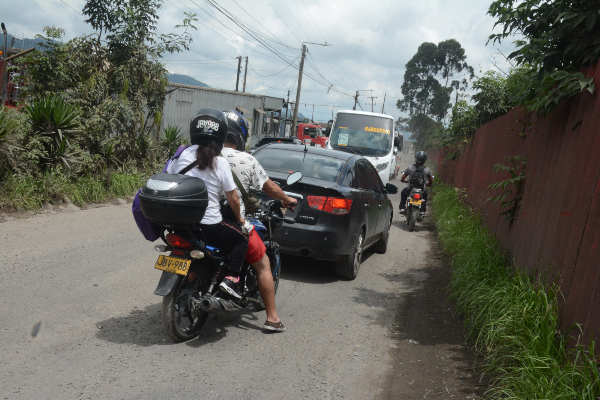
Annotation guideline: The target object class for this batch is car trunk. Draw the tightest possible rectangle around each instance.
[262,173,345,226]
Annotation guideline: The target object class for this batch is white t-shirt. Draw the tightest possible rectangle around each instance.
[166,145,236,225]
[221,147,270,219]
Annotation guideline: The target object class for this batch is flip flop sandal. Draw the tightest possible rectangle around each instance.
[263,320,286,332]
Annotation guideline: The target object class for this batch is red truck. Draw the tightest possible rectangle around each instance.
[297,123,328,147]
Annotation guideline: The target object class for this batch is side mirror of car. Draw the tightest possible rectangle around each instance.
[286,172,303,186]
[385,183,398,195]
[393,148,398,156]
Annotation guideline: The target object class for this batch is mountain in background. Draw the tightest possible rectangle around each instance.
[166,74,210,88]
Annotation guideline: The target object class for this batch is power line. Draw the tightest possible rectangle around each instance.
[58,0,83,15]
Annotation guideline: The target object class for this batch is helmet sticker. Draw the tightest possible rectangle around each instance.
[196,119,220,131]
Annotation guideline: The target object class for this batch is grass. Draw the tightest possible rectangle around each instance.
[0,171,144,211]
[432,184,600,399]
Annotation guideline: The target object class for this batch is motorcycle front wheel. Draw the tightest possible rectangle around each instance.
[408,207,417,232]
[162,276,208,342]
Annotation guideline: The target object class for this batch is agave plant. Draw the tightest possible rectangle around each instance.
[24,94,83,169]
[161,124,186,156]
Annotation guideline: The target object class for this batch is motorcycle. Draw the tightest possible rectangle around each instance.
[141,172,302,342]
[400,170,426,232]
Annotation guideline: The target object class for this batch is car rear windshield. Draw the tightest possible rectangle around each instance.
[255,148,346,182]
[257,138,293,146]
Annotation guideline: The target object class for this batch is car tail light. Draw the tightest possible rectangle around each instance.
[166,234,193,250]
[413,193,421,200]
[308,196,326,210]
[307,196,352,215]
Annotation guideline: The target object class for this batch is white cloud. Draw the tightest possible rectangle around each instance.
[1,0,517,122]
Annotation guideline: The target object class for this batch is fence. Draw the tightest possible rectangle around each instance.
[436,62,600,348]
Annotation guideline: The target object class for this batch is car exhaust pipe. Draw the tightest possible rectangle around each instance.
[299,248,312,258]
[199,295,241,315]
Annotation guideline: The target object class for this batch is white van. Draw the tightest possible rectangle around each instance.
[326,110,400,185]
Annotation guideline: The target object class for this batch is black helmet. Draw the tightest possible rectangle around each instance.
[190,108,228,149]
[415,151,427,164]
[223,110,250,150]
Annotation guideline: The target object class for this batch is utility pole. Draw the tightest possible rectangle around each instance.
[292,41,331,136]
[286,90,290,119]
[353,91,359,110]
[235,55,242,91]
[242,56,248,92]
[381,94,386,114]
[1,23,8,104]
[367,95,377,112]
[291,44,307,136]
[311,104,314,122]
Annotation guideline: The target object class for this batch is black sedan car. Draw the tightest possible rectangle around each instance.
[253,144,398,280]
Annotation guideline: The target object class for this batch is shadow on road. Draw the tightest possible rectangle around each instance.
[353,219,487,399]
[280,254,339,284]
[95,300,282,348]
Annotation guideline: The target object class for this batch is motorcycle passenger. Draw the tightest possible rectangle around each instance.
[166,108,249,282]
[220,110,297,332]
[399,151,434,217]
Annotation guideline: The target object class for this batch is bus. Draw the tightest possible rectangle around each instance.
[326,110,401,185]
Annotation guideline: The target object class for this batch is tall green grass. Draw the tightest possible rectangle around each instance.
[432,184,600,399]
[0,171,143,211]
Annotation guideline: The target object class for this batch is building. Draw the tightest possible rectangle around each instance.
[161,83,286,147]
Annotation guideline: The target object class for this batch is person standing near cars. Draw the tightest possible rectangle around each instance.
[220,110,298,333]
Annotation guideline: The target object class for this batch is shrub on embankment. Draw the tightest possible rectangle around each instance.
[0,171,143,211]
[432,184,600,399]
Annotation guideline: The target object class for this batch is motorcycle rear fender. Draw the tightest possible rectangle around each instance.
[154,271,184,296]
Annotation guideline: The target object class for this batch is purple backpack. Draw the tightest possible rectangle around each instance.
[132,145,190,242]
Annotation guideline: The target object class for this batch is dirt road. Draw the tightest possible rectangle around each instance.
[0,180,483,399]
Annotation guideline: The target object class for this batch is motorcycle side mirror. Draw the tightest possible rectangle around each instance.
[286,172,302,186]
[385,183,398,195]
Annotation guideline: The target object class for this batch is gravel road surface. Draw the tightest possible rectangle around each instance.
[0,177,484,399]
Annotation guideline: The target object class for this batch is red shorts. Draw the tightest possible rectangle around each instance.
[245,229,266,264]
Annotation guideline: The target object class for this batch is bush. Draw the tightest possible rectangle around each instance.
[432,184,600,398]
[0,170,144,211]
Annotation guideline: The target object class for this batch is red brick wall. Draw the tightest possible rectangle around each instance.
[437,62,600,347]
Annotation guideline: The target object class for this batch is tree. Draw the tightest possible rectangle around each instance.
[488,0,598,115]
[397,39,474,122]
[397,114,443,151]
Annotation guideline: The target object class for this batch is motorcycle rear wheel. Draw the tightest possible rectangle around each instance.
[408,207,417,232]
[162,278,208,342]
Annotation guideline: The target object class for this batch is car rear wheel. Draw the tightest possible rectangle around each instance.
[335,230,364,280]
[373,217,391,254]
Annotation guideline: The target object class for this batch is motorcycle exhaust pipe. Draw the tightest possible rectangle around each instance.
[199,295,241,315]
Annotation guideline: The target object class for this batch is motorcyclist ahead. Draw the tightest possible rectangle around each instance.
[399,151,433,217]
[166,108,249,285]
[220,110,297,332]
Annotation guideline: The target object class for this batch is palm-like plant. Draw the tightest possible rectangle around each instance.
[161,124,186,156]
[24,94,83,169]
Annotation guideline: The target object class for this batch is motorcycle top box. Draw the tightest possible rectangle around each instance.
[139,173,208,227]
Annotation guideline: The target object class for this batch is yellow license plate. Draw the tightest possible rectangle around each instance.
[409,199,423,205]
[154,255,191,276]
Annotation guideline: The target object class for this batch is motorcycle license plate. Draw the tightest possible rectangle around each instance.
[409,199,422,205]
[154,255,191,276]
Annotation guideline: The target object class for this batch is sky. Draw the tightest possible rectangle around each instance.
[0,0,516,123]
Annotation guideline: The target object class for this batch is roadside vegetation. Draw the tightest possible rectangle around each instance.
[432,184,600,399]
[0,0,195,212]
[399,0,600,152]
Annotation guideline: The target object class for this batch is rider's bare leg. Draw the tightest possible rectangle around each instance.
[251,254,280,324]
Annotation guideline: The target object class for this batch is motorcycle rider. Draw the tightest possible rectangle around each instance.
[399,151,434,217]
[166,108,249,286]
[220,110,297,333]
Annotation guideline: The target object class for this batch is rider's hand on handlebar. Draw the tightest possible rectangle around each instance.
[282,197,297,210]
